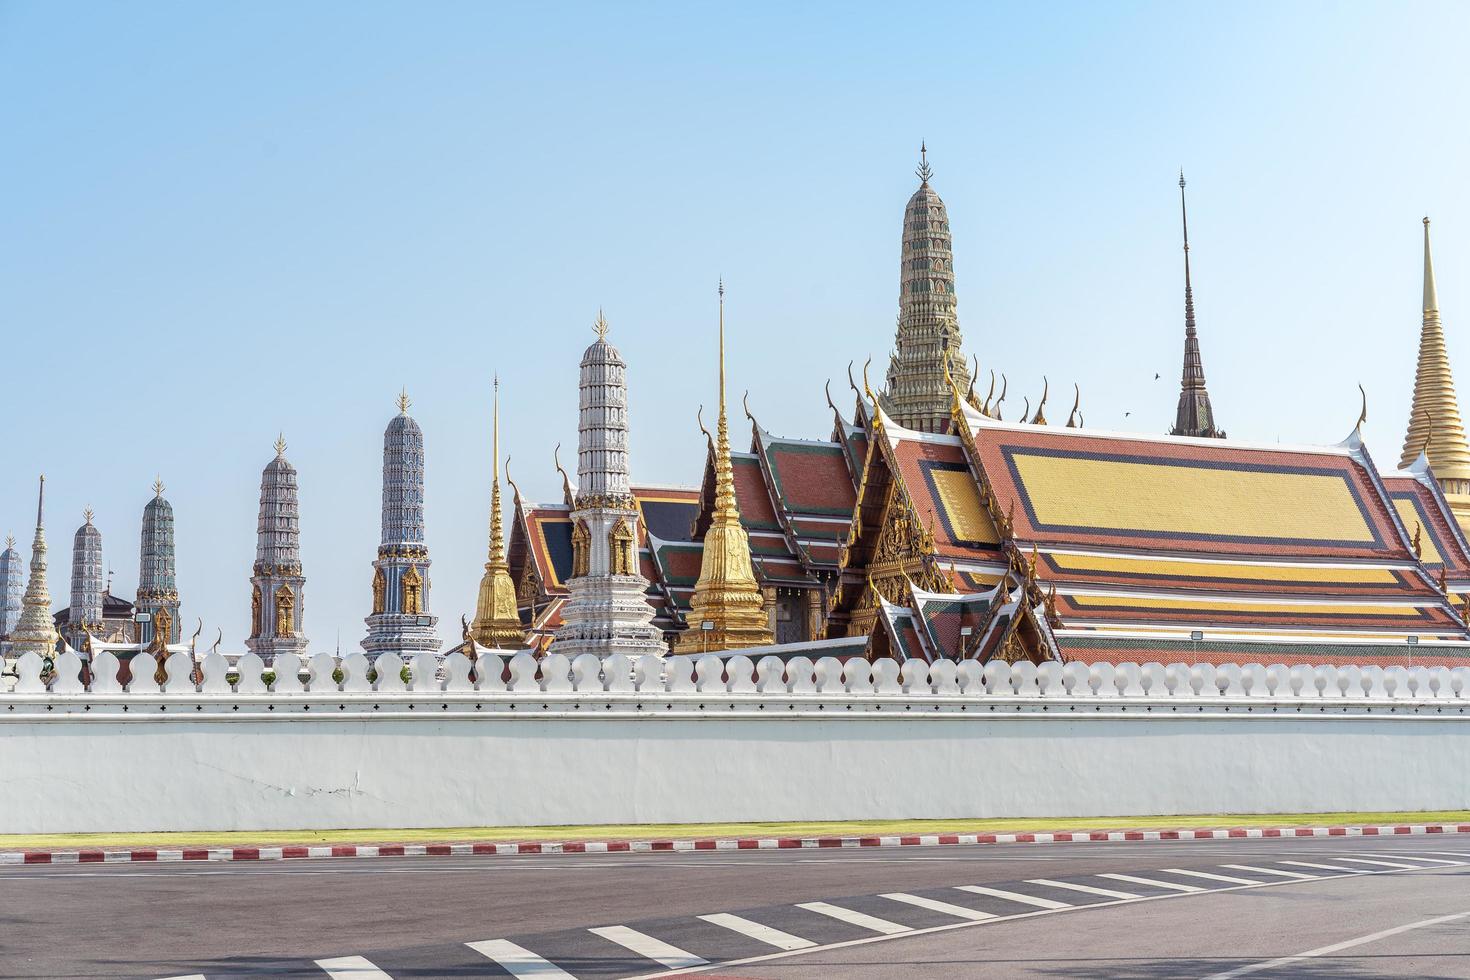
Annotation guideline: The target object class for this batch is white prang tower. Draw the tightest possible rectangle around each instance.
[553,311,665,657]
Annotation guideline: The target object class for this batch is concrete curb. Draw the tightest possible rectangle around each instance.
[5,822,1469,865]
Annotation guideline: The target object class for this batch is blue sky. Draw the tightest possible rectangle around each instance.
[3,0,1469,650]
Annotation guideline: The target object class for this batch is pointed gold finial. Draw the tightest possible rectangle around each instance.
[1021,396,1031,425]
[152,475,165,498]
[1067,384,1081,428]
[553,443,574,506]
[1356,384,1367,432]
[274,433,287,457]
[83,507,94,525]
[996,374,1008,419]
[396,388,411,414]
[697,404,713,449]
[981,370,996,417]
[593,307,610,340]
[5,534,14,550]
[1031,377,1049,425]
[862,356,875,404]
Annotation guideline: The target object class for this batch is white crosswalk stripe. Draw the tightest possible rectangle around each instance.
[1353,852,1464,866]
[467,938,578,978]
[315,956,394,979]
[1281,860,1371,873]
[1158,868,1259,886]
[954,884,1073,908]
[881,892,996,920]
[1026,878,1141,900]
[1097,872,1205,893]
[588,925,708,969]
[1333,857,1429,871]
[1220,864,1318,880]
[697,912,817,950]
[797,901,911,934]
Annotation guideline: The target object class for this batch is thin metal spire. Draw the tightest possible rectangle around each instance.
[1170,171,1222,438]
[492,374,500,483]
[718,278,726,419]
[36,475,44,528]
[916,140,933,184]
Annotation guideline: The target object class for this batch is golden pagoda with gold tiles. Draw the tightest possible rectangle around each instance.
[472,377,527,649]
[672,283,774,654]
[1400,217,1470,530]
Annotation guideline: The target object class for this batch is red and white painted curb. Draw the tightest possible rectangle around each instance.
[5,823,1468,866]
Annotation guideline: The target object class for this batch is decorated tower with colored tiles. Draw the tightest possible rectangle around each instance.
[137,478,181,647]
[10,476,59,657]
[247,436,308,666]
[0,534,24,645]
[65,509,104,649]
[1170,172,1224,438]
[364,392,439,656]
[884,144,971,433]
[553,311,665,657]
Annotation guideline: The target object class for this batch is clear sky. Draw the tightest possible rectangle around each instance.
[4,0,1469,652]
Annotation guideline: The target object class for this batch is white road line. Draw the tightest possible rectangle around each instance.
[314,956,395,979]
[1158,868,1259,886]
[1096,872,1205,893]
[1281,860,1370,874]
[156,975,208,980]
[1353,852,1464,866]
[696,913,817,950]
[955,884,1074,908]
[1414,851,1470,858]
[466,939,578,978]
[1333,857,1429,871]
[1199,909,1470,980]
[796,901,911,935]
[1026,878,1141,900]
[1220,864,1318,880]
[880,892,996,920]
[588,925,709,969]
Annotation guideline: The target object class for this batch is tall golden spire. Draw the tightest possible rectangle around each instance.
[1400,218,1470,526]
[674,281,774,653]
[472,375,526,649]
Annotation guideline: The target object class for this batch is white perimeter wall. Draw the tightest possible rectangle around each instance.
[4,712,1468,833]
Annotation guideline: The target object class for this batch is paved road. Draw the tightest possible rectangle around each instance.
[1,834,1466,978]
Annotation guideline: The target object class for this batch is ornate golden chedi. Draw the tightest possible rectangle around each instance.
[674,283,774,653]
[10,476,60,656]
[472,376,526,648]
[1401,217,1470,528]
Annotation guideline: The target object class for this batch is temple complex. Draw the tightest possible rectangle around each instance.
[9,477,59,657]
[364,393,439,656]
[471,377,526,649]
[1170,173,1224,438]
[247,437,308,666]
[136,479,181,647]
[1400,217,1470,529]
[671,284,774,654]
[551,312,667,657]
[0,535,22,648]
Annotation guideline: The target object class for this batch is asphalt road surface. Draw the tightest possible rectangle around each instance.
[2,834,1467,978]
